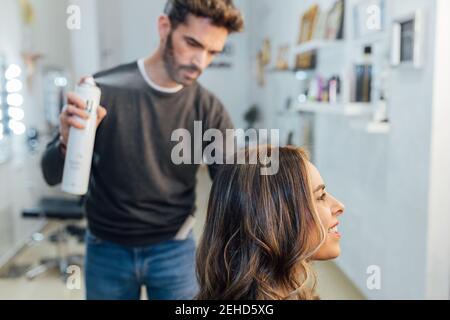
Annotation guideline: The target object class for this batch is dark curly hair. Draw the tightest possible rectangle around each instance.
[164,0,245,33]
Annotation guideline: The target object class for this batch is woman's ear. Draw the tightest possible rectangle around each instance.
[158,15,172,43]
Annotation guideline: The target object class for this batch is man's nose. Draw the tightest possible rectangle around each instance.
[193,51,209,70]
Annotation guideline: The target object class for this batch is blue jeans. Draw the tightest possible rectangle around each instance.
[84,230,199,300]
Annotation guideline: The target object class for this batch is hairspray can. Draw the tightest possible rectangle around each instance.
[62,78,101,195]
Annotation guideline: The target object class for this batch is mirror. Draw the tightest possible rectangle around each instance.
[42,67,69,136]
[0,54,11,164]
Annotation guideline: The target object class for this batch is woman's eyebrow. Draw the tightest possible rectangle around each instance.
[313,184,326,193]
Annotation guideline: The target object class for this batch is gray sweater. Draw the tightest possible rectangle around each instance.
[41,61,234,246]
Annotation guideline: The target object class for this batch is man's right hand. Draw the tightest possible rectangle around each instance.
[59,86,107,154]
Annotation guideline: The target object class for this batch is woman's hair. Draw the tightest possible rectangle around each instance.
[196,146,326,300]
[164,0,245,34]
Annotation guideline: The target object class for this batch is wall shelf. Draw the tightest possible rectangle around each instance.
[352,32,388,45]
[266,67,295,73]
[295,102,374,116]
[367,122,391,134]
[293,40,345,54]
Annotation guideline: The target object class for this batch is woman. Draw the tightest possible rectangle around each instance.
[196,146,345,300]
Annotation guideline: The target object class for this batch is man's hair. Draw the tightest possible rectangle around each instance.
[164,0,244,34]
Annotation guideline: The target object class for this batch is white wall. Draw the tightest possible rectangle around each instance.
[0,0,24,262]
[69,0,101,81]
[381,0,435,299]
[316,0,436,299]
[0,0,22,61]
[30,0,73,130]
[426,0,450,300]
[0,0,71,264]
[248,0,444,299]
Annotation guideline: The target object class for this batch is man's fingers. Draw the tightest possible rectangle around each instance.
[66,105,90,119]
[66,116,86,130]
[98,106,107,119]
[62,104,105,129]
[78,76,91,85]
[60,111,68,121]
[66,92,86,109]
[96,106,107,126]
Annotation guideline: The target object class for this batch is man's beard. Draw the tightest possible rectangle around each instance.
[163,32,202,86]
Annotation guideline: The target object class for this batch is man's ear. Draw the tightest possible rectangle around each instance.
[158,15,172,43]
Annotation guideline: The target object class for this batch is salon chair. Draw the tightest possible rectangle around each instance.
[22,197,86,281]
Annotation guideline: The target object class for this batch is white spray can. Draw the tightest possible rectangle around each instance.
[62,78,101,195]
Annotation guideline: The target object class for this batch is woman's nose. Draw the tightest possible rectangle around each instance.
[332,195,345,216]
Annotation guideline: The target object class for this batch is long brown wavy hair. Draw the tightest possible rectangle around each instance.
[196,146,326,300]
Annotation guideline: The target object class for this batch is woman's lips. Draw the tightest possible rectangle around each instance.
[328,223,341,238]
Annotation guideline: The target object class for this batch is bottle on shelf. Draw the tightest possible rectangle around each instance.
[353,45,373,103]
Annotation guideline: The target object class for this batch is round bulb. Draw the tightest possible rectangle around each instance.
[8,120,26,135]
[6,79,23,93]
[7,93,24,107]
[54,77,68,87]
[5,64,22,80]
[8,107,25,121]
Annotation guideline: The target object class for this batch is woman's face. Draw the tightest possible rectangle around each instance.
[308,162,345,260]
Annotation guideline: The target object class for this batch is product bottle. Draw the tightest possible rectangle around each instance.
[61,78,101,195]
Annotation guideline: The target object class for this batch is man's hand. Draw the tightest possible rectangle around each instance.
[59,77,107,154]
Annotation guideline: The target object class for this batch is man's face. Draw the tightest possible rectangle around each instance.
[163,14,229,86]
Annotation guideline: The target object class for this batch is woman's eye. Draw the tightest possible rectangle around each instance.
[318,193,327,201]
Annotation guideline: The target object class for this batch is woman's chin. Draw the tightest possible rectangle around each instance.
[312,245,341,261]
[328,245,341,260]
[330,249,341,260]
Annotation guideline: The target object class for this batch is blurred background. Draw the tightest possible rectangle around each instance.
[0,0,449,300]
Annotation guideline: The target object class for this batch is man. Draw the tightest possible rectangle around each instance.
[41,0,244,300]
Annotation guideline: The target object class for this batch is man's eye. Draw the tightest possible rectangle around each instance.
[187,40,199,47]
